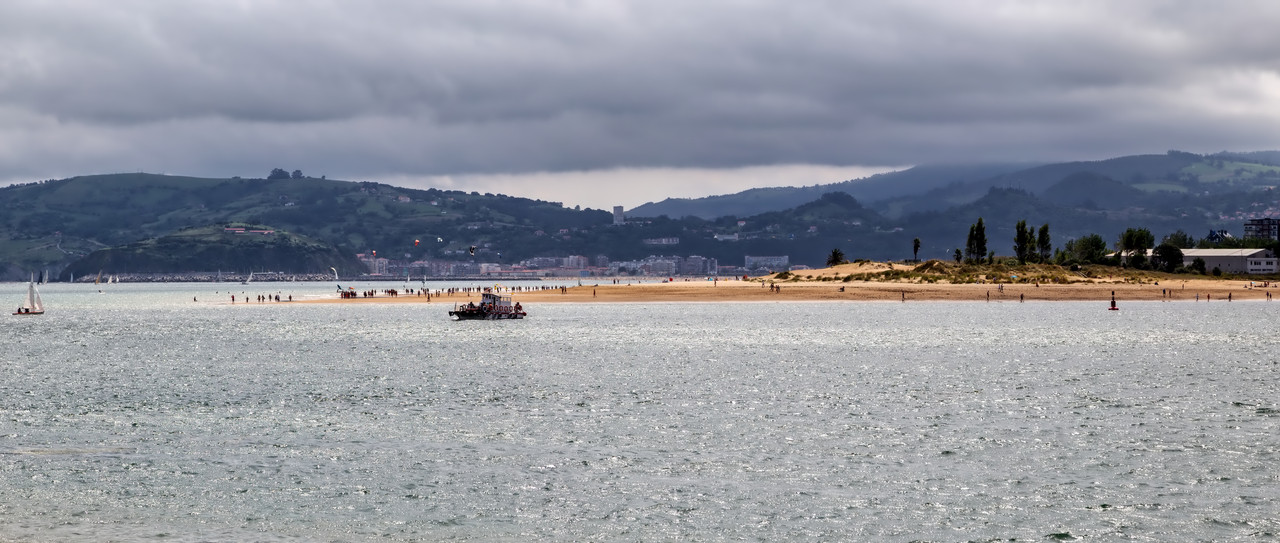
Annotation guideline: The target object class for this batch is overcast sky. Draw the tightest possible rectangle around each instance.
[3,1,1279,209]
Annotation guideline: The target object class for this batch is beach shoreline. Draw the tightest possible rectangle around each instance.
[297,276,1274,304]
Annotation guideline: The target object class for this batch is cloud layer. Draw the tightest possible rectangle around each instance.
[3,1,1279,206]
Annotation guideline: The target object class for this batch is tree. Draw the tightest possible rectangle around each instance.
[1190,257,1207,274]
[1037,224,1051,262]
[965,218,987,264]
[1013,219,1033,264]
[1151,243,1184,273]
[1162,229,1195,249]
[913,238,921,261]
[826,248,846,267]
[267,168,290,180]
[291,169,304,179]
[1118,227,1155,268]
[1066,233,1109,264]
[953,248,962,263]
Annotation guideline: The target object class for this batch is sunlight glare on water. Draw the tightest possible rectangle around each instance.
[0,283,1277,541]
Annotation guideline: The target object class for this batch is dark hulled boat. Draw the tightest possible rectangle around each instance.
[449,292,526,320]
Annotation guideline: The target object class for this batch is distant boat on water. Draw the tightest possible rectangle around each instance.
[242,271,254,285]
[14,276,45,315]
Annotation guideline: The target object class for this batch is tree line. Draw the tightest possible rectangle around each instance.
[826,217,1280,276]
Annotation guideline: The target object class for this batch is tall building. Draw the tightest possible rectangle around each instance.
[612,206,625,225]
[1244,218,1280,241]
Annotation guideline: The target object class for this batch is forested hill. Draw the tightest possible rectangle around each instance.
[628,163,1033,220]
[3,149,1280,279]
[0,173,609,280]
[627,151,1280,221]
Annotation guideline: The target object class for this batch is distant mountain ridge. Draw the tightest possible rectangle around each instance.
[627,151,1267,221]
[3,149,1279,278]
[628,163,1035,219]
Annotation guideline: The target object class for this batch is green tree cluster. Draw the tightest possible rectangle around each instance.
[964,218,987,264]
[1013,220,1052,264]
[1118,227,1155,268]
[1151,243,1184,273]
[1037,224,1052,262]
[1059,234,1109,264]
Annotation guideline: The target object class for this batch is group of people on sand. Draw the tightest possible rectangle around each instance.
[230,294,289,303]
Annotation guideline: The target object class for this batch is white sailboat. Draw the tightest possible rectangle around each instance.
[242,271,254,285]
[14,276,45,315]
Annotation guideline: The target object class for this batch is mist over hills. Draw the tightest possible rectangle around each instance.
[2,150,1278,280]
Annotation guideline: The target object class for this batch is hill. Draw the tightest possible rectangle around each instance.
[627,162,1031,219]
[628,151,1280,222]
[61,224,364,280]
[3,150,1280,277]
[0,173,609,280]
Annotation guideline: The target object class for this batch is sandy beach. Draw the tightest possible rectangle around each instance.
[301,261,1278,304]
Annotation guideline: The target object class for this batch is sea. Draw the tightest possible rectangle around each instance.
[1,281,1276,542]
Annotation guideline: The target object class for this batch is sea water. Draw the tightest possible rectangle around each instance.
[0,282,1276,541]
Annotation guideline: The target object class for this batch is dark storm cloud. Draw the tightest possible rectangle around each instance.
[2,0,1279,186]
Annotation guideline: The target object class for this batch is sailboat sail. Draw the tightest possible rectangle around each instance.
[14,279,44,315]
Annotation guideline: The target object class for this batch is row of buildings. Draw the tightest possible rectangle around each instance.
[356,253,794,278]
[351,218,1280,278]
[1196,219,1280,273]
[1168,248,1277,274]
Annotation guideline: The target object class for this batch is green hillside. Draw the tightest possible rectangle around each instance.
[0,173,609,279]
[2,150,1279,277]
[61,224,364,279]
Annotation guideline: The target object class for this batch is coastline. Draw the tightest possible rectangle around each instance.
[297,276,1274,304]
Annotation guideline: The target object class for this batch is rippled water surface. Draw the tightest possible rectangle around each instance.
[1,282,1277,541]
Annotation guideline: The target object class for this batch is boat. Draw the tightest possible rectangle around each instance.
[242,271,253,285]
[449,292,526,320]
[14,277,45,315]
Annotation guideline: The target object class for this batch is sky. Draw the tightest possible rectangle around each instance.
[3,1,1279,210]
